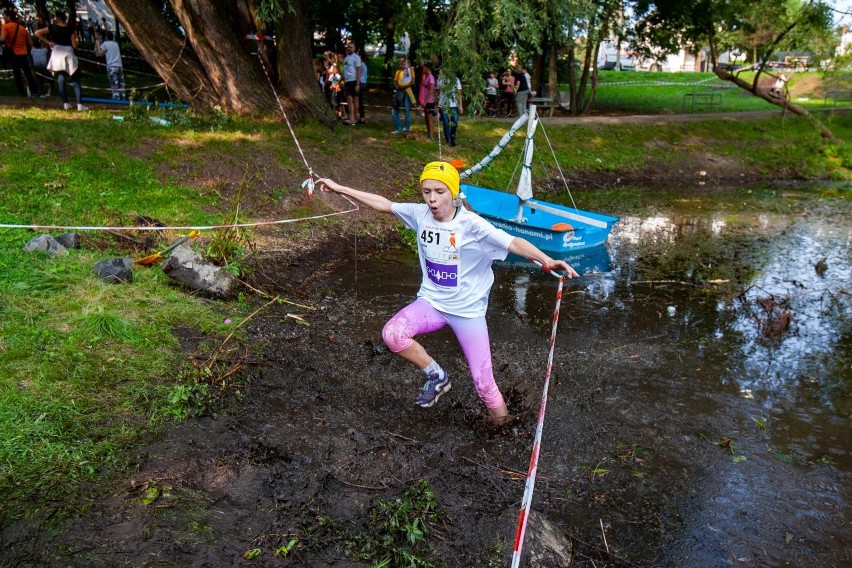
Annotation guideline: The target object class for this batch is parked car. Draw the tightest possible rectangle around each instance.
[372,43,408,58]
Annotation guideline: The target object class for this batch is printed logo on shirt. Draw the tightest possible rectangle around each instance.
[425,259,457,286]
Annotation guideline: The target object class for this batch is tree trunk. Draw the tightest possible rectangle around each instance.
[382,21,396,90]
[547,40,558,100]
[102,0,335,124]
[272,0,334,122]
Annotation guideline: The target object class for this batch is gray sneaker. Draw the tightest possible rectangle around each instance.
[415,371,451,408]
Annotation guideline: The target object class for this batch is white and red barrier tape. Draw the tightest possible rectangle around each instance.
[511,260,565,568]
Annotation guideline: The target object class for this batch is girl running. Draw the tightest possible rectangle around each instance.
[317,162,577,423]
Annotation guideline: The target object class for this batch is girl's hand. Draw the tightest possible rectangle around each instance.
[548,260,579,278]
[315,178,341,193]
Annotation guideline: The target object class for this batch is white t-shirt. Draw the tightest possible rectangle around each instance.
[437,76,462,109]
[343,52,362,82]
[486,77,499,96]
[99,40,122,69]
[392,203,515,317]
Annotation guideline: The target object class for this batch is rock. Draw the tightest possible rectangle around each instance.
[94,257,133,284]
[500,508,573,567]
[161,244,237,299]
[55,232,81,249]
[22,234,67,256]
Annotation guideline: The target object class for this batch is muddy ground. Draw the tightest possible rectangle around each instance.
[1,106,849,568]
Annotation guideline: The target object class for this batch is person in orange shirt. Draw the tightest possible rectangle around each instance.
[0,9,39,97]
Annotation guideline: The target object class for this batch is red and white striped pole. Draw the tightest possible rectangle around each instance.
[511,260,565,568]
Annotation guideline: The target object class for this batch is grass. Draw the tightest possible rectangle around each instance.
[584,70,852,114]
[0,73,849,527]
[0,107,244,518]
[457,113,852,208]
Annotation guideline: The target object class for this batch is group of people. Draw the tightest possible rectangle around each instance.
[485,66,533,117]
[314,41,539,147]
[391,58,463,146]
[316,41,367,125]
[1,8,125,110]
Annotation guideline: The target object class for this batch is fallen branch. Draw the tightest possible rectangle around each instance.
[105,229,147,245]
[239,278,316,311]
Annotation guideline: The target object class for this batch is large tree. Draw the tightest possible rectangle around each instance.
[556,0,623,116]
[633,0,838,139]
[101,0,334,123]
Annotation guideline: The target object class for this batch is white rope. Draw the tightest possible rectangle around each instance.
[254,48,316,192]
[537,121,577,209]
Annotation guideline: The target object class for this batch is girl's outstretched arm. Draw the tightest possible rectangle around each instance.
[508,237,580,278]
[316,178,395,214]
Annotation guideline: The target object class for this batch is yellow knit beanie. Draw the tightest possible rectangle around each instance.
[419,161,460,198]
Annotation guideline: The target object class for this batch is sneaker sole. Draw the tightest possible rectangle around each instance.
[416,381,452,408]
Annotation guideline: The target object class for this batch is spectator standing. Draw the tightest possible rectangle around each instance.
[501,69,516,114]
[30,13,50,96]
[321,52,332,104]
[513,66,530,115]
[418,62,436,139]
[1,9,39,97]
[485,71,499,116]
[35,11,85,111]
[391,56,414,135]
[328,64,343,119]
[95,31,125,100]
[342,41,362,125]
[437,68,463,147]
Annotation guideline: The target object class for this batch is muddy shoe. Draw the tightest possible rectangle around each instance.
[415,371,451,408]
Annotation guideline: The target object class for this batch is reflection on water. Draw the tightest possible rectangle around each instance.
[486,207,849,566]
[599,209,850,566]
[610,212,851,405]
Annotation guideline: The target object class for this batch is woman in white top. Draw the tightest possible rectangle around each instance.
[318,162,577,423]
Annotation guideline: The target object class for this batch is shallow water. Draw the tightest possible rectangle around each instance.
[336,195,850,566]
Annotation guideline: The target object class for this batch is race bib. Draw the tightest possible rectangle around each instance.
[420,226,460,287]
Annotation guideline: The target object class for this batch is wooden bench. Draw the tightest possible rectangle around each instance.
[824,89,852,106]
[529,91,570,116]
[529,96,557,116]
[682,93,721,113]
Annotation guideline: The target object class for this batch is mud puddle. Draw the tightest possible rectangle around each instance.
[9,190,848,568]
[329,199,850,566]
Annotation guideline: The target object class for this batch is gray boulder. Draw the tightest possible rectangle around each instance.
[161,244,237,299]
[23,234,67,256]
[500,508,573,567]
[94,258,134,284]
[55,232,81,249]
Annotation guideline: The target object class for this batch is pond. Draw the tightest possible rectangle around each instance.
[336,190,850,566]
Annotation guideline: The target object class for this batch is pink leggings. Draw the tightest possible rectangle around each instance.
[382,299,505,409]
